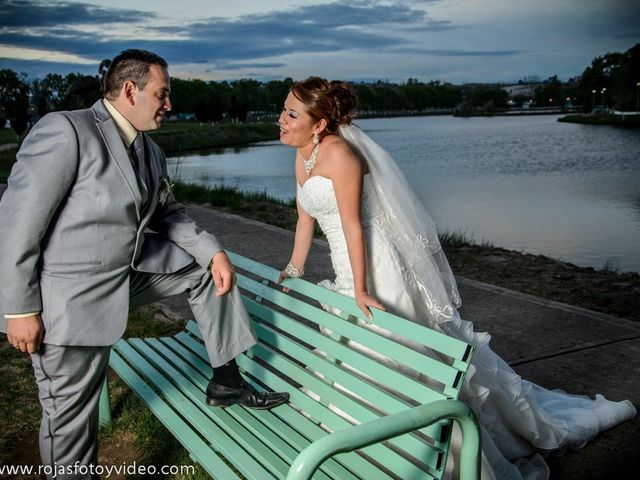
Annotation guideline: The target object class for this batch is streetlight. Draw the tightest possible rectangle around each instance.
[601,88,607,110]
[591,89,596,112]
[636,82,639,113]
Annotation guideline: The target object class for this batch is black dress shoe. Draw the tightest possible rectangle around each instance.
[206,380,290,409]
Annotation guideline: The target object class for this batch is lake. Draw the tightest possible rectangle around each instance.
[168,115,640,273]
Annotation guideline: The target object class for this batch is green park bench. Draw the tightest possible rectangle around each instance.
[100,251,481,480]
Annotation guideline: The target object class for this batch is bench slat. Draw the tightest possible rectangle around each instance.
[242,298,451,402]
[254,320,424,415]
[229,251,471,360]
[256,402,396,480]
[250,322,447,465]
[173,325,400,479]
[157,332,366,480]
[145,337,353,480]
[114,340,278,480]
[109,348,243,480]
[184,311,451,477]
[237,348,440,479]
[238,275,465,392]
[244,337,446,476]
[142,338,313,478]
[239,408,365,480]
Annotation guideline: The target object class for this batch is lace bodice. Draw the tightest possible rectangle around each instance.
[297,174,384,236]
[297,174,390,286]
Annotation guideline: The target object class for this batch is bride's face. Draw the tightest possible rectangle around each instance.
[279,92,316,149]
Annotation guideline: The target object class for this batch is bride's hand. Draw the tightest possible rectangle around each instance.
[277,270,292,292]
[355,291,385,318]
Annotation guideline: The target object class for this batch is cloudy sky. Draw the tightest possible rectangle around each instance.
[0,0,638,84]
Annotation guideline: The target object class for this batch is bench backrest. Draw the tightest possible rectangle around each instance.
[228,251,474,480]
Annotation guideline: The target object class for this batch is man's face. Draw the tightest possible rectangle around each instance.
[130,64,171,131]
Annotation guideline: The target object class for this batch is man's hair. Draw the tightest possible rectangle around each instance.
[104,49,168,100]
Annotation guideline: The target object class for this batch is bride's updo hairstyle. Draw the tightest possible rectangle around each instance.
[291,77,358,136]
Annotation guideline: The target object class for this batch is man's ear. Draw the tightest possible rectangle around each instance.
[122,80,137,105]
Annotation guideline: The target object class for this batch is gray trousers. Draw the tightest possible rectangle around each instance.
[30,262,257,479]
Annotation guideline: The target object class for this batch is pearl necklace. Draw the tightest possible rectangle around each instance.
[303,143,320,175]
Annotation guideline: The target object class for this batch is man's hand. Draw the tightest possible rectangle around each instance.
[7,314,45,354]
[210,251,236,297]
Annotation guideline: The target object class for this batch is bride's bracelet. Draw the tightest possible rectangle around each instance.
[284,262,304,278]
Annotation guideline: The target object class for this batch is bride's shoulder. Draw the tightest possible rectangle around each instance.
[322,135,358,162]
[321,136,363,179]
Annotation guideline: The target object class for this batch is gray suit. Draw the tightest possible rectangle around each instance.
[0,100,256,477]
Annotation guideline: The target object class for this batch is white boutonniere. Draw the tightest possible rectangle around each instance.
[159,176,175,205]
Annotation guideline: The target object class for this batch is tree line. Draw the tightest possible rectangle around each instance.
[532,43,639,112]
[1,43,637,138]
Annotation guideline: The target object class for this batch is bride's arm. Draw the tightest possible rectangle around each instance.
[291,200,315,274]
[279,195,316,284]
[328,142,385,318]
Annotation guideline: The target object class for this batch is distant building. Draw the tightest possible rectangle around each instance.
[502,83,540,107]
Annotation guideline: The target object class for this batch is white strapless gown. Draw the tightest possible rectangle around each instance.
[297,174,637,480]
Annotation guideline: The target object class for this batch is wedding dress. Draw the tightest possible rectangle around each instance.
[294,125,637,480]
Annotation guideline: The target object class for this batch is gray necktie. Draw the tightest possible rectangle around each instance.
[130,134,147,182]
[130,134,149,206]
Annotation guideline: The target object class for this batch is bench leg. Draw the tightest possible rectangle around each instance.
[99,375,113,427]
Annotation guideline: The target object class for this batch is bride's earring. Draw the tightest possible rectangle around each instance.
[304,132,321,176]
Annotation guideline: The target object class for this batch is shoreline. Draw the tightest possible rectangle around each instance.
[453,108,576,118]
[558,112,640,127]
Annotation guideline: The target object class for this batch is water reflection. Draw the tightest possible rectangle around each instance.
[168,115,640,272]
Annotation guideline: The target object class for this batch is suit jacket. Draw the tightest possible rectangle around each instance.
[0,100,221,345]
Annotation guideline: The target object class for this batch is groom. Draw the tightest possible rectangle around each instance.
[0,49,288,476]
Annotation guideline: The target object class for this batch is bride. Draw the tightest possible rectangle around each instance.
[276,76,636,479]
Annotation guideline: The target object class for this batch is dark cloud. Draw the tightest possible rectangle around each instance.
[612,31,640,39]
[149,1,451,63]
[0,30,154,59]
[0,57,97,78]
[209,62,288,70]
[0,0,151,27]
[0,0,451,73]
[394,47,522,57]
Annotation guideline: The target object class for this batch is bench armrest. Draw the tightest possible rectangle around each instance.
[287,399,481,480]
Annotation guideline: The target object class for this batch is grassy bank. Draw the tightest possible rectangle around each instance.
[0,147,17,183]
[0,128,19,144]
[0,121,279,183]
[558,113,640,127]
[174,182,296,228]
[149,121,279,156]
